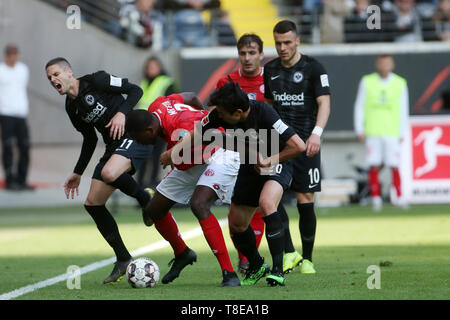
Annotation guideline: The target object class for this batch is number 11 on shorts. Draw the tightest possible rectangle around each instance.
[120,138,133,149]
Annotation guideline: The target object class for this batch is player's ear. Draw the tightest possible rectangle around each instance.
[296,36,300,46]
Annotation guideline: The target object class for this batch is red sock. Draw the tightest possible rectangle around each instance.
[392,168,402,197]
[200,214,234,272]
[154,212,186,256]
[369,168,381,197]
[250,211,265,249]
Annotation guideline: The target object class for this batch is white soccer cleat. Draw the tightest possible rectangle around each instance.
[394,197,410,210]
[372,196,382,212]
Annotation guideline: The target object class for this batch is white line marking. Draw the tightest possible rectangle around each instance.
[0,218,228,300]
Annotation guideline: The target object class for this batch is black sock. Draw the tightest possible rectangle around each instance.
[297,202,316,262]
[231,226,263,269]
[278,203,295,253]
[108,173,150,208]
[263,212,285,274]
[84,205,131,261]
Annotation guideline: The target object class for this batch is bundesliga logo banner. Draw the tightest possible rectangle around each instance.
[402,115,450,203]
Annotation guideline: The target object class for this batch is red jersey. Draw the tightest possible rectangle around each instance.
[216,68,266,102]
[149,94,209,170]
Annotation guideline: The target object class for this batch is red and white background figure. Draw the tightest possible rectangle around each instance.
[402,116,450,203]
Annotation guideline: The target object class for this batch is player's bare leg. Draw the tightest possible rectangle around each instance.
[296,192,317,274]
[84,179,132,284]
[191,185,240,286]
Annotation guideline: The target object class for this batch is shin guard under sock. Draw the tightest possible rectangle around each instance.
[263,212,285,273]
[84,205,131,261]
[297,203,316,261]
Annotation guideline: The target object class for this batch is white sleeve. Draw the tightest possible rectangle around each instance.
[354,78,366,135]
[398,84,409,139]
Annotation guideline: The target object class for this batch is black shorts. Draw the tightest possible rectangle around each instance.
[288,151,321,193]
[92,137,154,181]
[231,163,293,207]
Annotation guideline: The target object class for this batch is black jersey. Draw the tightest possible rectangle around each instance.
[199,100,296,159]
[65,70,143,175]
[264,55,330,141]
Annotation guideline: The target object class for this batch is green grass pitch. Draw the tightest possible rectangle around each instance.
[0,203,449,300]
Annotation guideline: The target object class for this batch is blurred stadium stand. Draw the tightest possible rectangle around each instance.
[42,0,123,35]
[38,0,449,47]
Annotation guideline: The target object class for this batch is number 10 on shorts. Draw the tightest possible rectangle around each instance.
[308,168,320,188]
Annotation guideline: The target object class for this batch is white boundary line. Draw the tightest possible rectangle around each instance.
[0,218,228,300]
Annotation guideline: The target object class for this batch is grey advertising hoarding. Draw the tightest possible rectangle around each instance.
[179,50,450,131]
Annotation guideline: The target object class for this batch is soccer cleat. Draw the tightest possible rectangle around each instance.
[162,247,197,284]
[237,258,250,274]
[299,259,316,274]
[372,196,382,212]
[240,261,270,286]
[221,270,241,287]
[142,187,156,227]
[283,251,302,274]
[393,197,410,210]
[266,271,286,286]
[103,257,133,284]
[145,187,156,198]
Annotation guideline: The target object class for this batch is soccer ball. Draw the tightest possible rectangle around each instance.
[126,257,160,288]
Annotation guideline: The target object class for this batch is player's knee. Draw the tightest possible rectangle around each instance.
[258,198,276,215]
[228,218,247,234]
[101,167,117,184]
[190,197,210,221]
[3,138,13,149]
[146,203,166,221]
[84,197,101,206]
